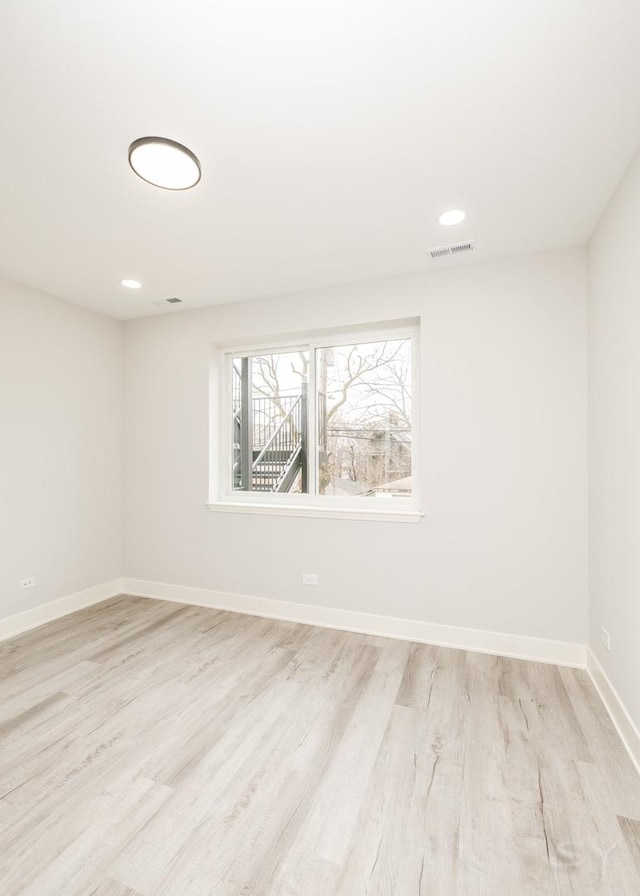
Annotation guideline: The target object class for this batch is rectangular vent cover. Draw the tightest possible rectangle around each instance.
[166,297,183,304]
[430,241,475,259]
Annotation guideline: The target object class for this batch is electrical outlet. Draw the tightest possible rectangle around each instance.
[19,576,37,590]
[601,626,611,651]
[302,573,318,586]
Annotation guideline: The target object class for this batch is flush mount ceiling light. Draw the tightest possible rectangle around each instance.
[438,209,466,226]
[128,137,201,190]
[121,279,142,289]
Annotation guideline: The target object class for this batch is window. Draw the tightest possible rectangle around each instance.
[211,323,421,520]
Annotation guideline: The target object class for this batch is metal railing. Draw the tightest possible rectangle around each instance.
[250,394,303,491]
[232,361,307,492]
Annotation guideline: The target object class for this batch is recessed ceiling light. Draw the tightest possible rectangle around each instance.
[128,137,201,190]
[438,209,466,226]
[121,279,142,289]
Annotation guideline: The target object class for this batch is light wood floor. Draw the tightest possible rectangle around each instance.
[0,596,639,896]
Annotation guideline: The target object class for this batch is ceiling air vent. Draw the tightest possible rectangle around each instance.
[151,296,185,308]
[429,241,475,259]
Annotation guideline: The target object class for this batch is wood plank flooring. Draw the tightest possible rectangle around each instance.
[0,595,639,895]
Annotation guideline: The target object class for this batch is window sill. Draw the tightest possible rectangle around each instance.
[206,502,424,523]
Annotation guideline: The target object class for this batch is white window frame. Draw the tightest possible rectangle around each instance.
[208,320,422,522]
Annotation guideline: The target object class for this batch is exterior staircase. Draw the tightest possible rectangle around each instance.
[232,368,307,493]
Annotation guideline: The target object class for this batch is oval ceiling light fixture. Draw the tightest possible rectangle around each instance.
[438,209,466,226]
[128,137,201,190]
[121,279,142,289]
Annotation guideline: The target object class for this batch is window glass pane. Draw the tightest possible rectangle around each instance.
[231,350,309,493]
[316,338,412,497]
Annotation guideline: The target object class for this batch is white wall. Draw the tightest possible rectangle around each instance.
[124,248,588,644]
[588,148,640,730]
[0,276,122,619]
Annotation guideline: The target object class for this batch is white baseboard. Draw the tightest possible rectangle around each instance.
[121,577,586,668]
[0,579,123,643]
[587,648,640,776]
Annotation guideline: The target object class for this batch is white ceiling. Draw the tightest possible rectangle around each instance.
[1,1,639,320]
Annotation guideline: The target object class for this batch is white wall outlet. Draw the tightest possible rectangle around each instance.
[19,576,37,590]
[302,573,318,586]
[601,626,611,651]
